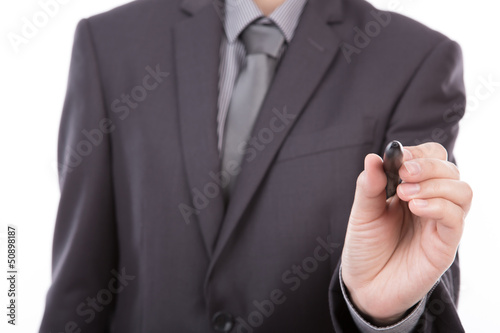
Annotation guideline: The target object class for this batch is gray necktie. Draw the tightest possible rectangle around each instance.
[221,23,285,198]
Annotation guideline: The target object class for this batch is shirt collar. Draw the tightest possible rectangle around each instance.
[224,0,308,44]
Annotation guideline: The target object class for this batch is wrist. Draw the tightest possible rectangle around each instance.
[343,279,411,326]
[349,290,408,326]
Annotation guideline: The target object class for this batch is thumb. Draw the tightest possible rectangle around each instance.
[349,154,388,223]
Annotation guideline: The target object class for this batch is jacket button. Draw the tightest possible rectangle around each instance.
[212,311,235,332]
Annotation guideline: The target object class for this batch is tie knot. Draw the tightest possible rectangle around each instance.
[240,23,285,58]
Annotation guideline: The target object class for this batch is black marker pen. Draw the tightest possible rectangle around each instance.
[383,140,404,198]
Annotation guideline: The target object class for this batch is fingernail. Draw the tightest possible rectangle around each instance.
[413,199,428,207]
[400,183,420,196]
[404,161,421,175]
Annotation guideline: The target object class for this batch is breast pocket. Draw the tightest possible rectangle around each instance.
[275,117,377,163]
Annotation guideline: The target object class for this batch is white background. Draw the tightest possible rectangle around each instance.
[1,0,499,332]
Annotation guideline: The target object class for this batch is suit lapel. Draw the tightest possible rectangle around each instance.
[174,1,225,257]
[207,0,344,278]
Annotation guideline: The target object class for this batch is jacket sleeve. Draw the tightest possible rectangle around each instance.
[39,19,118,333]
[329,37,466,333]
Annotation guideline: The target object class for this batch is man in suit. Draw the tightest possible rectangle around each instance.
[40,0,472,331]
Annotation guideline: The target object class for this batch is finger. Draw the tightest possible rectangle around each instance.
[408,197,465,246]
[399,158,460,183]
[397,179,473,213]
[404,142,448,161]
[349,154,387,223]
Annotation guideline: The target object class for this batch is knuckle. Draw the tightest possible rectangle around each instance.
[437,199,453,219]
[458,210,467,229]
[427,158,439,174]
[442,200,465,231]
[419,143,432,156]
[437,198,448,213]
[412,146,423,159]
[431,142,448,160]
[464,182,474,202]
[429,180,441,195]
[448,162,461,179]
[429,198,449,218]
[422,142,434,151]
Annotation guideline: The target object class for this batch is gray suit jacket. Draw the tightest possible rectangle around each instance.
[40,0,466,331]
